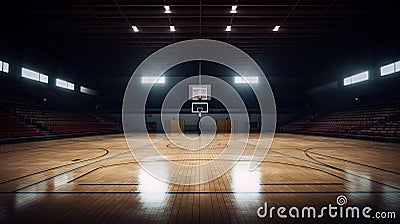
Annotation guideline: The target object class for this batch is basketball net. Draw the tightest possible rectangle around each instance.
[196,95,203,117]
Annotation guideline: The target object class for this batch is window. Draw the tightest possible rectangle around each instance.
[381,60,400,76]
[343,77,352,86]
[234,76,259,84]
[395,61,400,72]
[141,76,165,84]
[80,86,97,96]
[235,76,244,83]
[21,68,48,84]
[39,74,48,83]
[22,68,39,81]
[381,63,395,76]
[56,78,74,90]
[0,61,9,73]
[3,62,8,73]
[343,71,369,86]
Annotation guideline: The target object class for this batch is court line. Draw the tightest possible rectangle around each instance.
[6,138,255,188]
[66,157,349,185]
[77,183,342,186]
[12,139,165,192]
[0,148,109,185]
[8,136,399,194]
[281,133,400,149]
[0,136,112,153]
[67,161,137,183]
[277,149,400,190]
[79,184,139,186]
[304,147,400,175]
[241,140,400,191]
[269,148,400,191]
[260,183,343,186]
[66,167,102,183]
[2,136,356,192]
[263,160,350,182]
[1,191,400,195]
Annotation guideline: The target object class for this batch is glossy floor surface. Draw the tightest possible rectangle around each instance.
[0,133,399,223]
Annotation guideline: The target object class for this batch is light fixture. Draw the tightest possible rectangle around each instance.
[164,5,172,13]
[235,76,259,84]
[132,26,139,32]
[225,25,232,32]
[169,25,176,32]
[273,25,280,32]
[344,71,369,86]
[230,5,237,13]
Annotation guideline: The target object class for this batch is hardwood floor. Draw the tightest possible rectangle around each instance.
[0,133,398,223]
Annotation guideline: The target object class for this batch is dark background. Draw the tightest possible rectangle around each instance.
[1,0,399,122]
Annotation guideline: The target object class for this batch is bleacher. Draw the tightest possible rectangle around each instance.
[0,111,42,138]
[13,103,120,135]
[282,102,400,139]
[0,101,121,139]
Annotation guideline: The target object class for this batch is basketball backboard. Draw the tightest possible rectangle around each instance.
[189,84,211,100]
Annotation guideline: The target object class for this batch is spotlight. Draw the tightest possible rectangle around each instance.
[164,5,172,13]
[132,26,139,32]
[230,5,238,13]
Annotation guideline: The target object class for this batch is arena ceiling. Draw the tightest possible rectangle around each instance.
[3,0,399,56]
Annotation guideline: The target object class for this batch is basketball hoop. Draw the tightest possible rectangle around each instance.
[197,108,202,118]
[196,95,203,101]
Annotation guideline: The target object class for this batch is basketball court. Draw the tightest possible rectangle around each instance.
[0,133,398,223]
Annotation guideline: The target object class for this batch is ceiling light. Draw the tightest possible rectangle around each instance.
[164,5,172,13]
[225,25,232,32]
[230,5,238,13]
[132,26,139,32]
[169,25,176,32]
[273,25,280,32]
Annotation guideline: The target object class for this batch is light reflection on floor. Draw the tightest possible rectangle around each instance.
[138,165,169,208]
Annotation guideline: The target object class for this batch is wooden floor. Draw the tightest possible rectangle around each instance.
[0,133,399,223]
